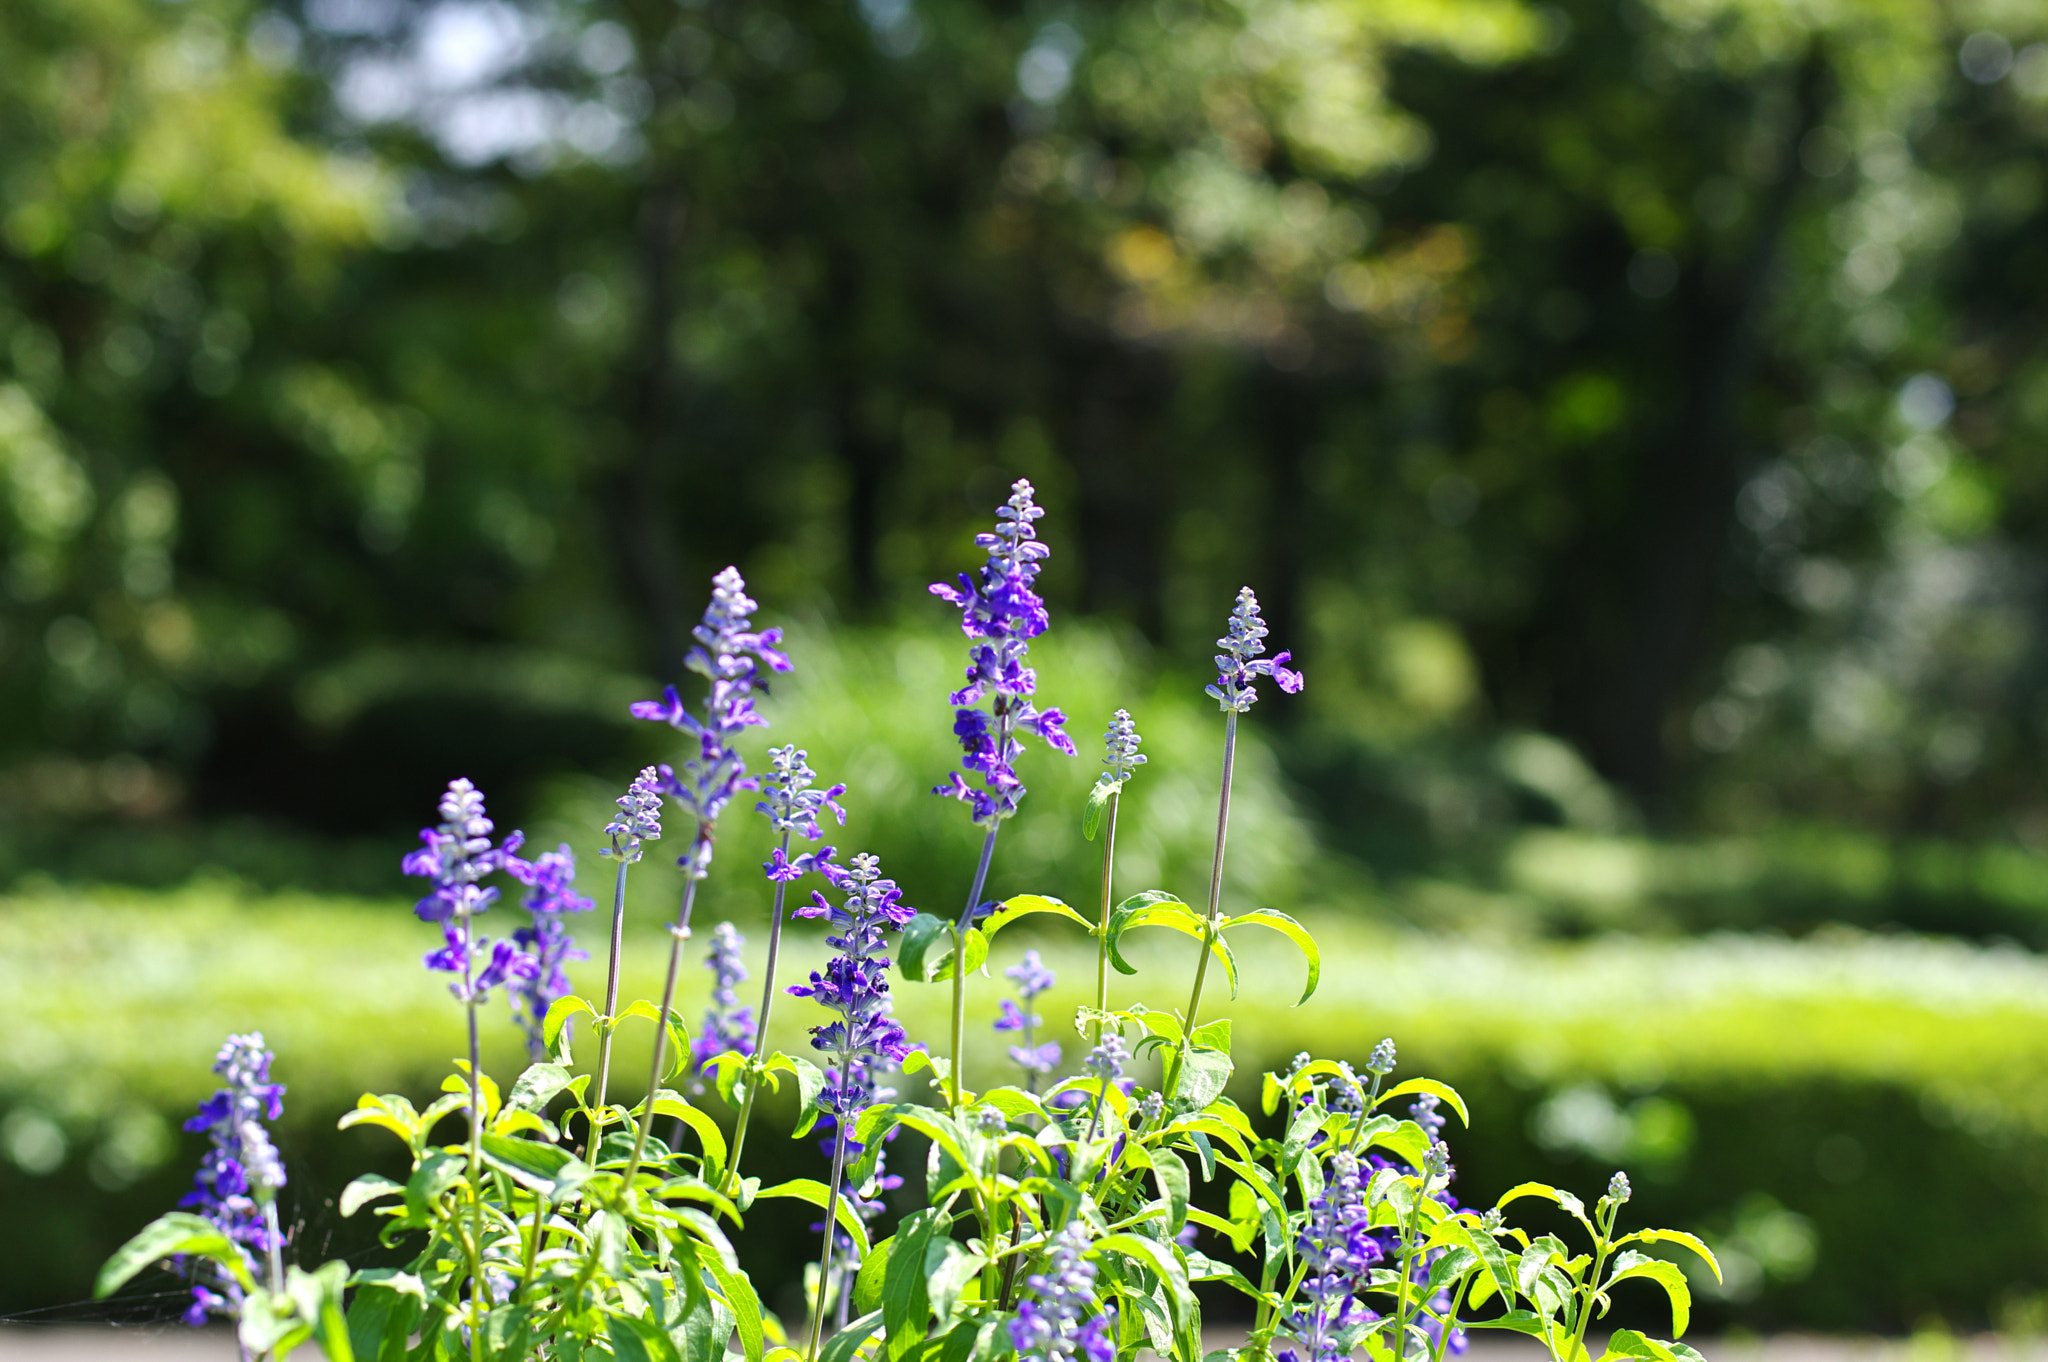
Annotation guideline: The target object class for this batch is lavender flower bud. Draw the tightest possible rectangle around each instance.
[1411,1093,1446,1142]
[1135,1091,1164,1129]
[404,778,538,1004]
[602,766,664,863]
[1102,710,1146,783]
[1205,586,1304,713]
[756,746,849,843]
[1006,949,1056,1000]
[505,845,593,1058]
[1085,1034,1129,1084]
[1607,1171,1632,1205]
[1366,1038,1397,1076]
[976,1106,1008,1135]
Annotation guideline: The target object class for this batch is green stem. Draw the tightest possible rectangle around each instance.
[727,830,793,1189]
[948,824,1000,1116]
[592,859,632,1122]
[1564,1208,1617,1362]
[1093,788,1120,1045]
[518,1188,546,1302]
[1392,1163,1431,1358]
[461,913,488,1362]
[1429,1271,1473,1362]
[805,1120,851,1360]
[624,834,710,1190]
[1179,711,1238,1082]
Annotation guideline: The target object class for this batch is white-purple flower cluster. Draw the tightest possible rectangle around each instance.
[1101,709,1145,783]
[995,950,1060,1077]
[930,479,1077,824]
[403,779,541,1003]
[758,746,844,884]
[602,766,664,863]
[506,845,594,1058]
[632,566,793,875]
[788,852,917,1116]
[1008,1221,1114,1362]
[1280,1150,1380,1362]
[1207,586,1304,713]
[692,921,756,1074]
[177,1033,286,1326]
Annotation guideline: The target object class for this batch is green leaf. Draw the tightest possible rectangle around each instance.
[701,1244,768,1362]
[1217,908,1321,1003]
[1602,1330,1678,1362]
[754,1179,873,1257]
[1190,1019,1231,1051]
[1097,1233,1196,1338]
[1604,1254,1693,1337]
[899,913,990,982]
[1106,899,1235,994]
[882,1208,943,1360]
[96,1212,249,1298]
[543,995,596,1054]
[339,1174,404,1219]
[288,1262,355,1362]
[986,893,1096,939]
[787,1055,828,1137]
[1618,1230,1723,1284]
[1175,1045,1234,1109]
[820,1309,886,1362]
[607,1310,684,1362]
[344,1282,422,1362]
[239,1290,311,1357]
[635,1093,729,1175]
[506,1062,572,1113]
[925,1241,986,1331]
[1375,1079,1469,1128]
[480,1133,593,1200]
[1083,779,1123,841]
[1498,1181,1593,1234]
[1152,1150,1191,1233]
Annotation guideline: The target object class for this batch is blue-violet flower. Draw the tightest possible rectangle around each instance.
[996,950,1061,1076]
[177,1033,287,1326]
[1008,1221,1115,1362]
[1206,587,1304,713]
[504,845,593,1058]
[403,778,538,1003]
[788,853,918,1116]
[603,766,665,863]
[693,921,757,1074]
[758,746,844,883]
[930,479,1077,824]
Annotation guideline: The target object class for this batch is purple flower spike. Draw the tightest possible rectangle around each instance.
[177,1034,287,1325]
[1283,1149,1382,1362]
[1008,1221,1115,1362]
[693,921,757,1074]
[504,845,594,1058]
[997,950,1061,1078]
[603,766,664,864]
[788,853,917,1115]
[403,778,535,1004]
[930,479,1077,825]
[631,567,793,873]
[1206,586,1304,713]
[756,746,845,884]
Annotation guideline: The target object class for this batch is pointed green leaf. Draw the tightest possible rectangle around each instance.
[820,1309,886,1362]
[96,1212,249,1298]
[754,1179,872,1256]
[987,893,1096,939]
[1604,1255,1692,1337]
[1375,1079,1469,1128]
[1217,908,1321,1003]
[1617,1230,1723,1283]
[1083,779,1123,841]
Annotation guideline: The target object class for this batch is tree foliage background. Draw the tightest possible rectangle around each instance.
[8,0,2048,1331]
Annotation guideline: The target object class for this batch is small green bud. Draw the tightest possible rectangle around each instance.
[1607,1171,1632,1204]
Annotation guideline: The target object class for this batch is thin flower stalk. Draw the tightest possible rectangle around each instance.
[625,566,791,1186]
[1184,588,1301,1047]
[930,479,1074,1112]
[730,746,843,1184]
[595,767,663,1117]
[1092,711,1144,1039]
[996,949,1060,1092]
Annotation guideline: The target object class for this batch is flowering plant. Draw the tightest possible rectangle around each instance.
[98,482,1717,1362]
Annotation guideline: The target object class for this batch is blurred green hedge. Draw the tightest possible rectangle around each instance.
[8,880,2048,1332]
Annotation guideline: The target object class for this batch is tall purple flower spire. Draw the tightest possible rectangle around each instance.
[1279,1150,1381,1362]
[1008,1221,1115,1362]
[693,921,756,1074]
[631,566,793,876]
[402,778,538,1003]
[505,845,593,1059]
[788,852,918,1116]
[930,479,1077,824]
[1207,587,1304,713]
[177,1034,287,1326]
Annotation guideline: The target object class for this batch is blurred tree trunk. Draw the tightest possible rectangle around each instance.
[1586,51,1830,811]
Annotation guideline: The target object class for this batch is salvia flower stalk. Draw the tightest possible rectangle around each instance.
[726,745,844,1181]
[1089,709,1144,1032]
[1280,1151,1380,1362]
[1008,1221,1115,1362]
[789,852,917,1357]
[692,921,756,1077]
[178,1033,288,1325]
[996,949,1060,1087]
[594,766,662,1110]
[1184,587,1301,1048]
[930,478,1074,1110]
[626,565,791,1181]
[506,845,593,1061]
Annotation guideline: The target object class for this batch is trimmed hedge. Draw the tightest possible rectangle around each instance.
[7,882,2047,1331]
